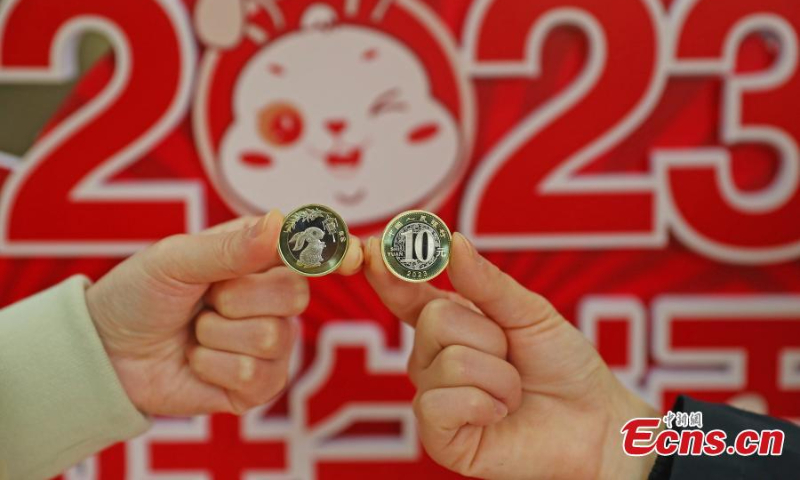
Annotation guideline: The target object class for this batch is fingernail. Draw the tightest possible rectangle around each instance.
[365,237,376,266]
[456,232,481,263]
[493,398,508,418]
[354,239,364,266]
[248,211,272,238]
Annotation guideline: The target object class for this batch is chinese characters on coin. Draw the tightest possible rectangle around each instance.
[381,210,451,282]
[279,204,349,276]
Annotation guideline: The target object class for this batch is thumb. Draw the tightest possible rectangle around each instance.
[146,210,284,284]
[447,233,560,330]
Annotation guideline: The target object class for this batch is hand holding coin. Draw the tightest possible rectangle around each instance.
[363,230,658,479]
[84,209,364,420]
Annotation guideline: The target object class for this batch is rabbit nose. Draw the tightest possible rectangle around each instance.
[325,119,347,136]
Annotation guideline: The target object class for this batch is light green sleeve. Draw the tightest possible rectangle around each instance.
[0,276,150,480]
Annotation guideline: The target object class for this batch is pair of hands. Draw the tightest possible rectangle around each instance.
[87,212,658,479]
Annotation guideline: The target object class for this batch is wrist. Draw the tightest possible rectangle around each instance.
[85,283,150,414]
[602,389,662,480]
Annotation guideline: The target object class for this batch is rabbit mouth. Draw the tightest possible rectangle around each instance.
[306,142,366,179]
[326,147,361,168]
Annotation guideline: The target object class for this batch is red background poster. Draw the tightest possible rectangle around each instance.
[1,0,798,478]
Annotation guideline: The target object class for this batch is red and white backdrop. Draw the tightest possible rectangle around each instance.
[1,0,799,477]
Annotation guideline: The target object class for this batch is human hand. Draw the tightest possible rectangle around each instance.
[364,234,658,479]
[87,211,363,416]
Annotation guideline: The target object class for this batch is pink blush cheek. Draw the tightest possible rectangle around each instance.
[240,151,274,168]
[407,122,440,144]
[362,48,378,61]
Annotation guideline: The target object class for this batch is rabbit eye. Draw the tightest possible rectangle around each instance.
[258,102,303,147]
[369,88,406,116]
[408,122,440,144]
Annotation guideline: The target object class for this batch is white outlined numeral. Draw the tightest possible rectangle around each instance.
[460,0,669,249]
[0,0,201,256]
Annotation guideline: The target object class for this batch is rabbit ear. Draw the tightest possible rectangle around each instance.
[301,3,338,30]
[290,232,307,251]
[194,0,245,49]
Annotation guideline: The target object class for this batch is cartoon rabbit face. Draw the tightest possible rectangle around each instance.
[217,7,461,225]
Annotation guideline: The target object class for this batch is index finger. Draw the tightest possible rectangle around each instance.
[363,236,463,326]
[336,235,364,276]
[447,233,560,330]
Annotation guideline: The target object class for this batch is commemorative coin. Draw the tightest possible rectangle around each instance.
[381,210,451,282]
[279,204,349,276]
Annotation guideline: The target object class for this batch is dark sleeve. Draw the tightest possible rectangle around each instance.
[648,396,800,480]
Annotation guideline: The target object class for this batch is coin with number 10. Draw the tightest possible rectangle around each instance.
[381,210,452,283]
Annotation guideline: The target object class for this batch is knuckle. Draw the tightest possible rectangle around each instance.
[145,234,187,273]
[237,356,257,384]
[212,285,240,317]
[267,269,310,315]
[292,294,310,315]
[285,268,308,290]
[465,394,486,416]
[255,320,280,357]
[156,234,187,254]
[440,344,468,364]
[417,300,455,342]
[532,292,560,321]
[439,345,469,382]
[419,298,454,325]
[288,276,310,313]
[247,364,290,405]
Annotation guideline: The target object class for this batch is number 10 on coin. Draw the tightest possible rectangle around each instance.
[381,210,452,282]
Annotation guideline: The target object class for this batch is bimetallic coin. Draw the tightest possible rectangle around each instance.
[279,204,349,277]
[381,210,451,283]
